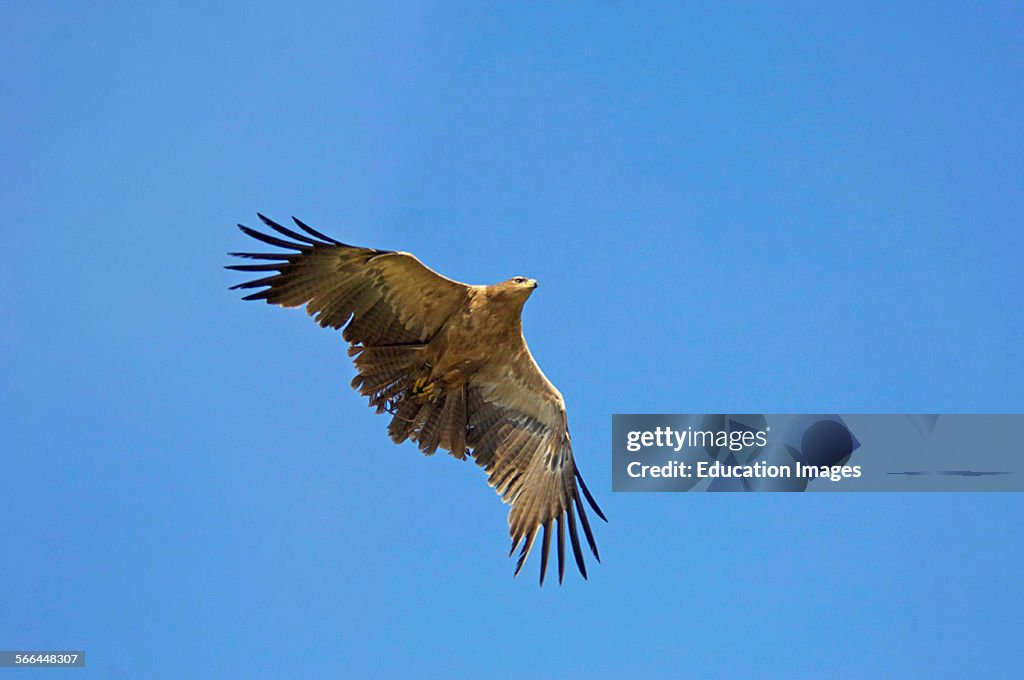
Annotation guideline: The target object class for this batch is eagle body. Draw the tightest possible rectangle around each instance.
[228,215,604,584]
[424,281,534,391]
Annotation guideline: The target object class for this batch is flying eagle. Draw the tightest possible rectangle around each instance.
[227,214,605,584]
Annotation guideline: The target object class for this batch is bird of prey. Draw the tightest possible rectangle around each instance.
[227,214,606,584]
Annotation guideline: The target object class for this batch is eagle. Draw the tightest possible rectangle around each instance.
[227,214,605,584]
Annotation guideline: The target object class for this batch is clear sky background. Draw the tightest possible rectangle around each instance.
[3,2,1023,678]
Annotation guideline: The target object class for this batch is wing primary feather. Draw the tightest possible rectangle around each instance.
[229,274,280,290]
[240,289,273,302]
[556,514,566,584]
[256,212,322,246]
[575,468,608,522]
[224,263,284,272]
[514,527,538,577]
[237,224,305,251]
[228,252,291,260]
[539,520,552,586]
[566,503,587,579]
[573,491,601,562]
[291,216,346,245]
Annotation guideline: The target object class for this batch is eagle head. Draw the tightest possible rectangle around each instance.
[491,276,538,304]
[508,276,538,293]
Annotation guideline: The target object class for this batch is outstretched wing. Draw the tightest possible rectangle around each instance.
[227,214,471,345]
[228,215,604,584]
[468,337,606,584]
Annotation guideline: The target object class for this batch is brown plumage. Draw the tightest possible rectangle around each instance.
[227,214,605,583]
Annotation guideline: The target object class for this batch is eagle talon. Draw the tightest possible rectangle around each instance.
[412,376,439,402]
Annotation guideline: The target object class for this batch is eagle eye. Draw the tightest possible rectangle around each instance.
[513,277,526,284]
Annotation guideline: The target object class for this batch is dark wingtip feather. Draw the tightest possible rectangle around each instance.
[556,514,566,585]
[240,290,273,302]
[229,273,281,290]
[255,213,287,232]
[539,521,552,586]
[256,213,323,246]
[513,527,537,577]
[237,224,305,251]
[292,216,347,246]
[228,251,292,260]
[224,263,283,272]
[575,468,608,522]
[574,492,601,563]
[566,503,588,579]
[514,548,529,577]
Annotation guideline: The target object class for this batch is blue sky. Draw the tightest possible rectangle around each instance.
[3,2,1023,678]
